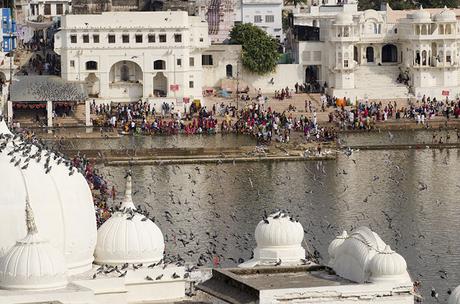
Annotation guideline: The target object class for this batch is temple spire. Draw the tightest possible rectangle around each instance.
[25,197,38,235]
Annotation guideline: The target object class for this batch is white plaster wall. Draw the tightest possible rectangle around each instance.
[241,64,303,94]
[241,3,284,41]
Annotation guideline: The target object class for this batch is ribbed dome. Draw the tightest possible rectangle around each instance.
[255,212,304,247]
[334,12,353,25]
[0,200,67,290]
[410,6,431,22]
[368,245,407,281]
[94,175,165,265]
[0,119,97,275]
[328,230,347,264]
[332,227,386,283]
[434,7,456,22]
[448,286,460,304]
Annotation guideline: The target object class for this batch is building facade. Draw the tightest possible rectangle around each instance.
[291,1,460,100]
[54,11,210,103]
[26,0,72,21]
[242,0,284,42]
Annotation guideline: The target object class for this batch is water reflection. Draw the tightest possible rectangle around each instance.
[96,147,460,301]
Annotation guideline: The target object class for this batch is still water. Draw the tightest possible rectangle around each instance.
[88,133,460,302]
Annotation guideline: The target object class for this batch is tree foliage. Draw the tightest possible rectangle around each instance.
[229,23,279,75]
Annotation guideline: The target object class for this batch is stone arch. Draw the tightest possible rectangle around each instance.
[382,44,398,63]
[85,73,100,97]
[109,60,143,83]
[366,46,374,63]
[153,72,168,97]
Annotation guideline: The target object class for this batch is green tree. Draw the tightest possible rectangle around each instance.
[230,23,279,75]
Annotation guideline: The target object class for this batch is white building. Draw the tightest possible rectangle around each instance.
[26,0,72,21]
[54,11,210,105]
[242,0,284,42]
[291,1,460,100]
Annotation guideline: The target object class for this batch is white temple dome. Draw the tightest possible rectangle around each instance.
[94,175,165,265]
[0,200,67,290]
[0,119,97,275]
[328,230,347,265]
[331,226,386,283]
[254,212,304,247]
[334,12,353,25]
[368,245,407,282]
[240,211,305,267]
[448,286,460,304]
[434,7,456,22]
[410,6,431,22]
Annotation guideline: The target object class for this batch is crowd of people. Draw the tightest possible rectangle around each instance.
[328,94,460,130]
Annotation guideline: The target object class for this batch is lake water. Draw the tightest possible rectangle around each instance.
[83,132,460,302]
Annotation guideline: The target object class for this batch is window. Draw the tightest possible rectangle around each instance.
[135,34,143,43]
[254,15,262,23]
[199,37,204,42]
[189,57,194,67]
[344,60,349,68]
[44,3,51,15]
[93,34,99,43]
[202,55,213,65]
[174,34,182,43]
[189,81,194,88]
[108,34,115,43]
[265,15,274,23]
[83,34,89,43]
[177,58,182,66]
[70,35,77,43]
[86,61,98,70]
[154,60,166,70]
[148,34,155,43]
[159,34,166,43]
[122,34,129,43]
[70,60,75,67]
[56,3,63,14]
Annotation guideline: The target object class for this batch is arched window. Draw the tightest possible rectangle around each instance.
[312,19,318,27]
[154,60,166,70]
[86,61,98,70]
[226,64,233,78]
[422,50,427,66]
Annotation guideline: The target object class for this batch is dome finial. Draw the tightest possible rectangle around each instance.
[25,197,38,235]
[120,171,136,210]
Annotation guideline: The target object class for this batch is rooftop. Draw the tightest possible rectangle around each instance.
[197,265,354,302]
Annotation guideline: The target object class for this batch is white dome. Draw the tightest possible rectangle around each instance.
[255,212,304,247]
[328,230,347,265]
[239,211,305,267]
[434,7,456,22]
[0,201,67,290]
[410,6,431,22]
[332,227,386,283]
[334,12,353,25]
[94,175,165,265]
[0,120,97,275]
[368,245,407,282]
[448,286,460,304]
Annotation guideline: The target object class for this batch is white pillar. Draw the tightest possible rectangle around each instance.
[85,99,92,126]
[47,100,53,127]
[7,100,13,124]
